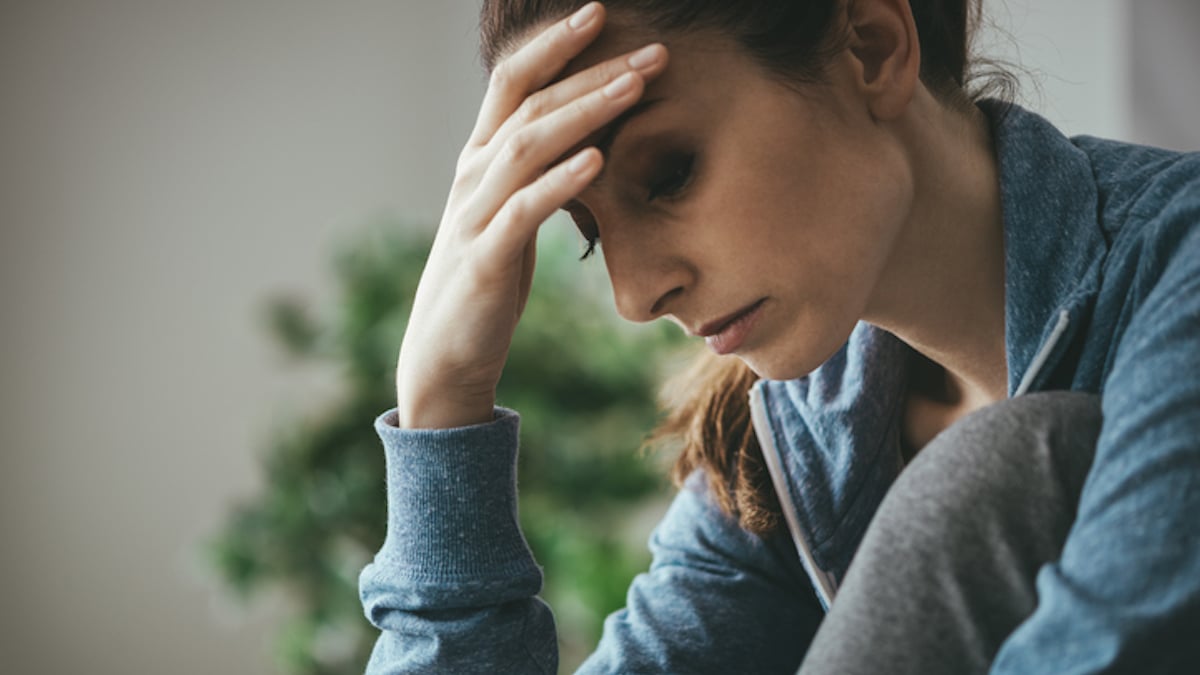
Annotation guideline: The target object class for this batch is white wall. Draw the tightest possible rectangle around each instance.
[1129,1,1200,150]
[0,2,481,673]
[979,0,1198,151]
[1,1,1190,673]
[976,0,1130,138]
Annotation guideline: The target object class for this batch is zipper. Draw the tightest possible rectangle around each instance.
[1014,309,1071,397]
[748,386,838,611]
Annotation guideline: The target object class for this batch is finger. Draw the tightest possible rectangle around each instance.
[460,70,643,233]
[455,43,665,206]
[516,236,537,318]
[488,42,667,150]
[481,147,602,263]
[470,2,606,146]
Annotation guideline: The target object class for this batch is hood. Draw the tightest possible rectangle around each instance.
[751,323,911,583]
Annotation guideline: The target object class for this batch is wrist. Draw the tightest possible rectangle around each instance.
[395,387,496,430]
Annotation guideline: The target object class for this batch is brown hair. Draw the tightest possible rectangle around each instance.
[652,350,783,533]
[479,0,992,536]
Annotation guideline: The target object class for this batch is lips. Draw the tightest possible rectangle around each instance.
[694,299,766,355]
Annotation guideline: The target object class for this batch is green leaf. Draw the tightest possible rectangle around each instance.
[208,218,683,673]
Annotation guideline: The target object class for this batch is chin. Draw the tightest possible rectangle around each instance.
[738,329,853,382]
[737,352,816,382]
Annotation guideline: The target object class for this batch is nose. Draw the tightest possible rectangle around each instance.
[604,240,693,323]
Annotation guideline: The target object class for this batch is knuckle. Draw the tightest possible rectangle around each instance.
[489,61,516,92]
[440,204,469,232]
[455,146,476,173]
[516,94,547,124]
[565,95,593,119]
[501,195,529,228]
[501,132,534,166]
[549,23,576,56]
[452,158,484,192]
[450,168,475,196]
[580,59,625,93]
[596,60,627,86]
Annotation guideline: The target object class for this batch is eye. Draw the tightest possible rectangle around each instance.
[647,152,695,202]
[563,202,600,261]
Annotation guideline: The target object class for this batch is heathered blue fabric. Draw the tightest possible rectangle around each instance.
[359,101,1200,673]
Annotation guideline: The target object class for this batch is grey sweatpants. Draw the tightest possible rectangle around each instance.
[798,391,1103,675]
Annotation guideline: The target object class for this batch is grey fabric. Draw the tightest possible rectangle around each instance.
[798,391,1102,675]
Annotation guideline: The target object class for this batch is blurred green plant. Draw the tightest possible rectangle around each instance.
[207,218,687,674]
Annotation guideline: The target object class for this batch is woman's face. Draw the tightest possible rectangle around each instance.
[562,24,915,380]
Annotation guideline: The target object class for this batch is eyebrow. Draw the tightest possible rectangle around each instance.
[591,98,663,182]
[561,98,663,215]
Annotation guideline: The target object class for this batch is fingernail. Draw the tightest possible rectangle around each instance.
[604,72,636,99]
[569,3,599,30]
[627,44,662,70]
[568,149,595,174]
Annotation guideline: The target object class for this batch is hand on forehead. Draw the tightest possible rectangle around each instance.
[558,15,658,74]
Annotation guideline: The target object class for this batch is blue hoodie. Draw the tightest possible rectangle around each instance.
[359,101,1200,673]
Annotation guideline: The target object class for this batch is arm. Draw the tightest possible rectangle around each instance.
[362,6,823,669]
[582,472,823,673]
[359,408,554,674]
[358,6,671,670]
[359,410,823,674]
[991,213,1200,672]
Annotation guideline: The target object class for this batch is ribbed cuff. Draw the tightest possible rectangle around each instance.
[371,407,541,601]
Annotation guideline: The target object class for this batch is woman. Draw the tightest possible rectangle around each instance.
[359,1,1200,672]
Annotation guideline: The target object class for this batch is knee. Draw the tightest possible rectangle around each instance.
[890,391,1103,528]
[946,391,1102,447]
[924,391,1100,485]
[936,389,1099,443]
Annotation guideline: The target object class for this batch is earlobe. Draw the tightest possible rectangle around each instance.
[845,0,921,121]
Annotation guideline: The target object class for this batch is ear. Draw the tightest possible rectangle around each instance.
[844,0,921,120]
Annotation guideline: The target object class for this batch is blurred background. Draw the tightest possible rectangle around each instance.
[1,1,1196,674]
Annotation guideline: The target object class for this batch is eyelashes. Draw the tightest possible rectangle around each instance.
[646,152,695,202]
[564,203,600,261]
[571,150,698,261]
[580,237,599,261]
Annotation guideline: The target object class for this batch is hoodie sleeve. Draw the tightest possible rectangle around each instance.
[358,408,823,674]
[991,189,1200,673]
[580,471,823,673]
[358,408,555,674]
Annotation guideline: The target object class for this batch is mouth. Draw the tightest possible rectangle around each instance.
[692,299,767,355]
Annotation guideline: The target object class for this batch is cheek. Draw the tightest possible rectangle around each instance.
[728,144,912,379]
[727,152,905,286]
[781,137,911,285]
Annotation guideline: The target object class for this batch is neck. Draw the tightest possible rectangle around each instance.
[863,88,1008,405]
